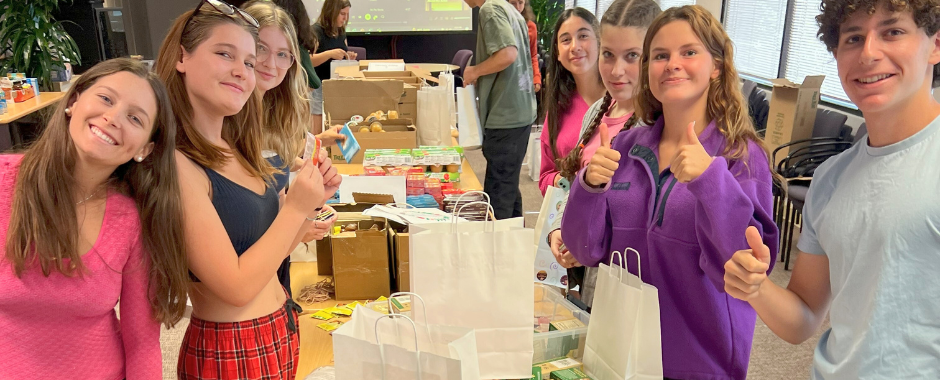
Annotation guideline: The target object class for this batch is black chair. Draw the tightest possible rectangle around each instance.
[852,122,867,144]
[747,87,769,136]
[450,49,473,87]
[347,46,367,60]
[771,108,851,269]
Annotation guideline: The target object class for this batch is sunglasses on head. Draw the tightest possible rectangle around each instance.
[182,0,259,33]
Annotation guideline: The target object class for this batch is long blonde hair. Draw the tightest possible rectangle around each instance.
[636,5,768,165]
[154,4,275,180]
[244,1,309,162]
[5,58,189,326]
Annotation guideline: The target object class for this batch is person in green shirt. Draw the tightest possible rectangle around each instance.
[463,0,537,219]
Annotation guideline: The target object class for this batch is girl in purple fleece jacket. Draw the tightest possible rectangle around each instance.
[561,5,778,380]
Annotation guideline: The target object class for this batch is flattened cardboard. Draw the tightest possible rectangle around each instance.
[764,75,825,163]
[331,216,391,300]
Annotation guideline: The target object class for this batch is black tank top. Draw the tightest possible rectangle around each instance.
[189,166,279,282]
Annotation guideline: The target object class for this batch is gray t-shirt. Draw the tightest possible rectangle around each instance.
[475,0,536,129]
[797,115,940,379]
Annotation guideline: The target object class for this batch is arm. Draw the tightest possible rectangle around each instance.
[120,234,161,379]
[749,253,831,344]
[685,156,779,290]
[177,153,314,307]
[527,22,541,87]
[467,46,518,80]
[311,49,344,67]
[560,169,614,267]
[537,121,558,195]
[299,49,321,89]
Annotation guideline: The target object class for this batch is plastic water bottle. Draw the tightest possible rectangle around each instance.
[0,91,7,115]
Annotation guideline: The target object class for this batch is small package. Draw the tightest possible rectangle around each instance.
[550,368,593,380]
[301,132,322,164]
[310,310,335,320]
[549,319,586,331]
[337,123,361,163]
[317,321,343,332]
[534,357,583,377]
[362,149,414,167]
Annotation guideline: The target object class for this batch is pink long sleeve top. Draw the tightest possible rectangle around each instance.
[0,154,161,379]
[538,93,590,194]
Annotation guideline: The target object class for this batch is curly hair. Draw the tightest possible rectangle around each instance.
[817,0,940,87]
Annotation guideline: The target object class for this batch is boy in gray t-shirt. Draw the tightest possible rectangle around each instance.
[462,0,537,219]
[723,1,940,378]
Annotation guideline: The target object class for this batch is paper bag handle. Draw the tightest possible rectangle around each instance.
[452,191,491,207]
[375,314,422,380]
[608,250,625,281]
[609,248,642,282]
[388,292,432,341]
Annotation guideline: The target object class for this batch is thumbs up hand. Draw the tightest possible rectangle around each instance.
[585,123,622,188]
[670,121,714,183]
[724,226,772,301]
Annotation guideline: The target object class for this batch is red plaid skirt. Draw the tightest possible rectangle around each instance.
[177,299,302,380]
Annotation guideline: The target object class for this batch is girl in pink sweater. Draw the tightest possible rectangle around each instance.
[538,7,606,195]
[0,58,188,379]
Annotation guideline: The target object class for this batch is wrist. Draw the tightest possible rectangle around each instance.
[546,228,560,246]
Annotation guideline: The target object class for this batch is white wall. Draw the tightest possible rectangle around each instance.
[696,0,723,19]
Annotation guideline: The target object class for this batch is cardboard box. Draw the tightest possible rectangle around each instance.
[331,216,391,300]
[398,102,418,122]
[316,238,334,275]
[387,221,410,292]
[322,79,405,121]
[328,120,417,164]
[550,368,592,380]
[764,75,825,163]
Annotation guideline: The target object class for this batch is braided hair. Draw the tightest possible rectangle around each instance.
[557,0,660,181]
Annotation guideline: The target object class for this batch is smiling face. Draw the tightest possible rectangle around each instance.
[599,26,645,105]
[835,7,940,114]
[175,22,257,118]
[556,16,599,76]
[68,71,157,168]
[647,20,719,107]
[256,25,292,93]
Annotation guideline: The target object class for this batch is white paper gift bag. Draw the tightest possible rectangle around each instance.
[333,293,480,380]
[456,85,482,148]
[409,201,535,379]
[582,248,663,380]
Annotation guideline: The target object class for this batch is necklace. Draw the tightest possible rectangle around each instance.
[76,186,105,205]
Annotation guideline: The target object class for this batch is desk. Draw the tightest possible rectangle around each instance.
[334,157,483,191]
[0,92,65,151]
[407,63,460,73]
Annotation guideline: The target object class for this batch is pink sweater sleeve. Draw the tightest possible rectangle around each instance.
[538,119,557,195]
[119,233,162,379]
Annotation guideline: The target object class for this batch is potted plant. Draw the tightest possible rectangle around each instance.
[530,0,563,52]
[0,0,81,91]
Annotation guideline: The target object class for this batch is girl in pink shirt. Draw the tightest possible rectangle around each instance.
[538,7,605,195]
[0,58,187,379]
[547,0,662,306]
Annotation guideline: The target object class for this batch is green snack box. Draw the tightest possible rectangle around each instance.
[530,365,543,380]
[363,149,413,167]
[550,368,593,380]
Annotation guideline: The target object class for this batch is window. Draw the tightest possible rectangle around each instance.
[723,0,787,80]
[783,0,850,103]
[597,0,616,16]
[657,0,695,9]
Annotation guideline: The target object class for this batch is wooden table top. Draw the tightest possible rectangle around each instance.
[0,92,65,124]
[291,261,356,378]
[334,157,483,191]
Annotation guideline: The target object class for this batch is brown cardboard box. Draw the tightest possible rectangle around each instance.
[322,79,405,121]
[331,216,391,300]
[387,220,410,292]
[316,238,333,276]
[327,119,417,163]
[764,75,825,163]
